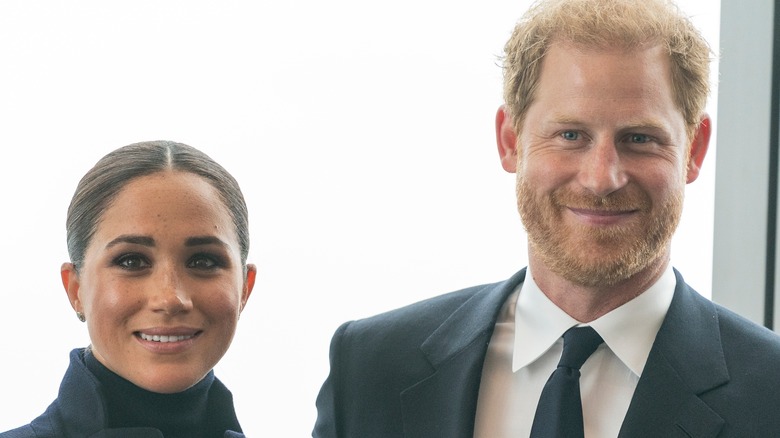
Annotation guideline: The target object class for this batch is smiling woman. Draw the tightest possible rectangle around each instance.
[2,141,256,437]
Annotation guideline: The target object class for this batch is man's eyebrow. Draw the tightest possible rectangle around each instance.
[619,121,668,132]
[185,236,229,247]
[548,115,584,125]
[105,235,155,249]
[547,116,667,130]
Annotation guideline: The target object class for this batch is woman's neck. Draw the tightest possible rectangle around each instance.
[84,349,215,438]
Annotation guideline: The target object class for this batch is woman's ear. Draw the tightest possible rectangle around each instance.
[496,105,520,173]
[61,262,82,313]
[240,264,257,313]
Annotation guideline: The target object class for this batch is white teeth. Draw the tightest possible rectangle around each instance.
[139,333,194,343]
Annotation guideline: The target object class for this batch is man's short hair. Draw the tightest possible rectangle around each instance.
[502,0,711,139]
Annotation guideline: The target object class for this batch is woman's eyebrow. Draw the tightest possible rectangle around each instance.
[185,236,229,248]
[105,235,155,249]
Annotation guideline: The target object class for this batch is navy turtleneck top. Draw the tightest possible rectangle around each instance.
[84,349,243,437]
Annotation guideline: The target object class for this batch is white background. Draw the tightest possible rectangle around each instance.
[0,1,719,436]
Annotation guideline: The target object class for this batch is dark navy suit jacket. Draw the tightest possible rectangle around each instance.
[1,349,244,438]
[314,269,780,437]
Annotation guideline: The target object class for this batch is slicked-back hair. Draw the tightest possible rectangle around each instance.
[66,141,249,270]
[502,0,711,139]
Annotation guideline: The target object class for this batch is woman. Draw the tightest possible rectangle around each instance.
[2,141,256,437]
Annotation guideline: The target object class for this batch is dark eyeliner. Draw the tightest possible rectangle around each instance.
[112,253,150,270]
[187,252,226,269]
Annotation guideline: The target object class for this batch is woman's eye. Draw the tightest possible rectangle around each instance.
[114,254,150,270]
[561,131,579,141]
[188,255,220,270]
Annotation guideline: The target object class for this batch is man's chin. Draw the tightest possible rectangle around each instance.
[555,263,640,288]
[532,238,651,287]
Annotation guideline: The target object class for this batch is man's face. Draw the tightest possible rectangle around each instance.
[510,43,703,287]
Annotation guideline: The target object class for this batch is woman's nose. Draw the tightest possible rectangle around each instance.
[150,266,193,315]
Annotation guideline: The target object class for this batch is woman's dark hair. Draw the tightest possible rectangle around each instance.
[66,140,249,270]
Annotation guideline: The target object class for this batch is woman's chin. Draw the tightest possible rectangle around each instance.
[129,369,208,394]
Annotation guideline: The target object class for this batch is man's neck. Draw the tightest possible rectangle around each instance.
[528,250,671,323]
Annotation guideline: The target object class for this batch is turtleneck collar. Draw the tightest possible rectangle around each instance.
[83,348,241,438]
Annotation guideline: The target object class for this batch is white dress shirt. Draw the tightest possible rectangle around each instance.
[473,266,676,437]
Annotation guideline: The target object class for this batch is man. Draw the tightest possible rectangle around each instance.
[313,0,780,436]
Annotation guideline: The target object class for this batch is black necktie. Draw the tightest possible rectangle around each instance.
[530,326,604,438]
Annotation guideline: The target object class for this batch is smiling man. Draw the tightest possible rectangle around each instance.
[313,0,780,437]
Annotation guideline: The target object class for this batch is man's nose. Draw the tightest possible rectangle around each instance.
[577,139,628,197]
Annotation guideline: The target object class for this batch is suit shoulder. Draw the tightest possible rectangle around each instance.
[0,425,37,438]
[330,275,519,359]
[347,281,503,331]
[714,302,780,354]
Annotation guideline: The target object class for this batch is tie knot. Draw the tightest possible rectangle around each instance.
[558,326,603,370]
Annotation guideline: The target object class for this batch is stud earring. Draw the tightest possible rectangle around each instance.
[76,311,86,322]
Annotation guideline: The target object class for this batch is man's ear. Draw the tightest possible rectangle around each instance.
[686,115,711,184]
[240,264,257,314]
[496,106,520,173]
[61,262,82,313]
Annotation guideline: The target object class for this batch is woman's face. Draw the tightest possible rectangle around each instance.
[62,171,255,393]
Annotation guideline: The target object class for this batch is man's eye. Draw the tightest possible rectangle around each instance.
[561,131,579,141]
[114,254,150,270]
[629,134,651,143]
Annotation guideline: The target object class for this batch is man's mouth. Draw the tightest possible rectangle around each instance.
[569,207,638,216]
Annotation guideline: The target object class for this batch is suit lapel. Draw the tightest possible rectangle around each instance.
[399,270,526,438]
[619,270,727,438]
[397,269,729,437]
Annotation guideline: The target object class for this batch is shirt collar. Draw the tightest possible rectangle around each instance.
[513,265,675,376]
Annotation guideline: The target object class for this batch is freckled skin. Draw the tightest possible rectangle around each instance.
[62,171,255,393]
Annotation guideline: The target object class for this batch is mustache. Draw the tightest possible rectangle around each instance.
[550,187,650,211]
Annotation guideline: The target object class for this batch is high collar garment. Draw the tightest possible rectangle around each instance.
[1,348,244,438]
